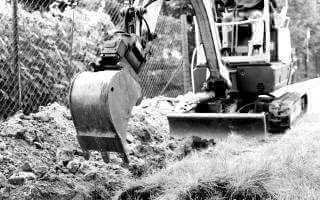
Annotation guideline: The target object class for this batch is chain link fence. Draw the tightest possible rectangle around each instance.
[139,15,184,97]
[0,0,76,119]
[1,0,319,119]
[0,0,186,119]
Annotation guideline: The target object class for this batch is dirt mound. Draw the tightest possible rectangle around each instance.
[0,94,212,199]
[0,103,127,199]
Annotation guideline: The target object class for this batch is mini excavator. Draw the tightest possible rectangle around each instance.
[69,0,308,163]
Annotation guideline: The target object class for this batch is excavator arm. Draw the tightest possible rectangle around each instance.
[70,0,163,164]
[189,0,232,87]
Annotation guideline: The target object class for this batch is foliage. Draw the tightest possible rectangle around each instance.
[161,0,193,19]
[163,0,320,56]
[0,0,115,118]
[288,0,320,55]
[17,0,56,11]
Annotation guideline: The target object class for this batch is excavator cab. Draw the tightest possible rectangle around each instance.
[168,0,305,140]
[191,0,292,93]
[217,0,292,64]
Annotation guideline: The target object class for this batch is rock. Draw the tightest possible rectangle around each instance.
[63,112,72,120]
[157,100,174,113]
[32,114,51,122]
[128,159,146,178]
[21,162,33,172]
[14,129,28,140]
[56,148,74,166]
[0,155,4,162]
[78,162,93,174]
[34,142,43,149]
[109,153,123,164]
[67,160,81,174]
[186,136,214,150]
[84,171,98,181]
[127,145,139,156]
[0,142,6,151]
[132,124,152,142]
[34,166,49,177]
[8,172,36,185]
[19,115,33,120]
[14,129,37,144]
[24,132,37,144]
[126,133,135,144]
[167,142,177,150]
[0,173,6,187]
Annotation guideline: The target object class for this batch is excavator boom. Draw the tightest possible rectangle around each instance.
[69,0,163,163]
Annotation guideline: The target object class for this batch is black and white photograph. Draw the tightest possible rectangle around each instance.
[0,0,320,199]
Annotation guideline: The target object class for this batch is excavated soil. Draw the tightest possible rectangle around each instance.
[0,94,213,199]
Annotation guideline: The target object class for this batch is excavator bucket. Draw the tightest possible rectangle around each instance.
[167,113,267,140]
[70,70,141,163]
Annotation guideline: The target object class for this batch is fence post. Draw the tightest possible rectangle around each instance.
[12,0,21,109]
[304,53,308,78]
[181,14,192,93]
[316,54,320,77]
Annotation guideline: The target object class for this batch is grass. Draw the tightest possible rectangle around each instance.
[118,112,320,200]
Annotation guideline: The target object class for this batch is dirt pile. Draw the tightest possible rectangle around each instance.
[0,103,125,199]
[0,94,213,199]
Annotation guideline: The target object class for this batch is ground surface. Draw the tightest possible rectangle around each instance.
[0,93,214,199]
[0,78,320,200]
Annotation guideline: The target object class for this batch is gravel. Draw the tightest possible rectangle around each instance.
[0,94,211,199]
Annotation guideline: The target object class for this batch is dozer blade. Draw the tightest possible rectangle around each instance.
[167,113,267,140]
[70,70,141,163]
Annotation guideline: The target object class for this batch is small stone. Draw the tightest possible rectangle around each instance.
[56,148,74,166]
[84,171,98,181]
[109,153,123,164]
[21,162,33,172]
[19,115,33,120]
[167,142,177,150]
[134,126,152,142]
[24,132,37,144]
[63,112,72,120]
[33,114,52,122]
[78,162,92,174]
[34,142,43,149]
[127,145,138,156]
[34,166,49,177]
[157,100,174,112]
[8,172,36,185]
[14,129,27,140]
[67,160,81,174]
[0,155,4,162]
[14,129,37,144]
[186,136,212,150]
[21,172,36,180]
[126,133,135,144]
[0,142,6,151]
[128,160,146,177]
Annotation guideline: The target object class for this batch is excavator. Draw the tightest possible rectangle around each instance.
[69,0,308,163]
